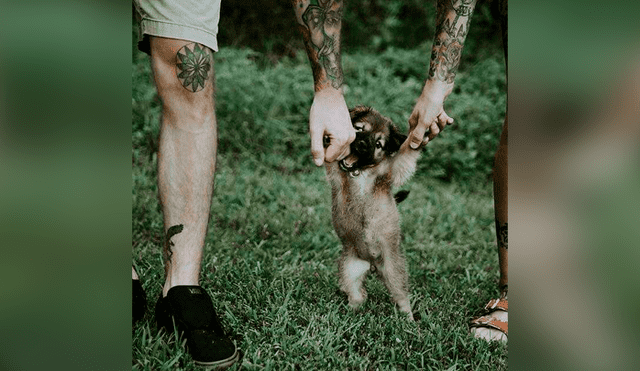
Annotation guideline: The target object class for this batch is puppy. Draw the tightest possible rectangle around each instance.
[325,106,421,320]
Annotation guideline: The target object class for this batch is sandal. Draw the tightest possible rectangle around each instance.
[470,298,508,342]
[156,286,239,368]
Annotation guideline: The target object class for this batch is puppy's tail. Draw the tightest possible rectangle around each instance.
[394,190,410,204]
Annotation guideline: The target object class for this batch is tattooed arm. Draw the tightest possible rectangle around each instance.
[292,0,355,166]
[407,0,478,149]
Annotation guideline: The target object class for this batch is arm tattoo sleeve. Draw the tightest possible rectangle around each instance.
[429,0,478,83]
[292,0,344,91]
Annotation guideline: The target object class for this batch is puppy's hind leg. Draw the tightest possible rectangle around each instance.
[377,251,414,321]
[339,252,371,309]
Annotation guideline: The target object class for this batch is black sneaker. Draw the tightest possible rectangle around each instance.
[155,286,239,369]
[133,279,147,325]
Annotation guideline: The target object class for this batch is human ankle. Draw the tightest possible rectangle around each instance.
[162,276,200,297]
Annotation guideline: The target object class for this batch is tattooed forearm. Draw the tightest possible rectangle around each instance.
[292,0,344,91]
[428,0,477,83]
[176,43,212,93]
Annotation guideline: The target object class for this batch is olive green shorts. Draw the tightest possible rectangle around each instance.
[133,0,221,54]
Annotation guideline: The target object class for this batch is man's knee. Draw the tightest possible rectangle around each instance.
[149,37,216,126]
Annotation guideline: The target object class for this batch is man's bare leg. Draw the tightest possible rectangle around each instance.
[146,36,238,368]
[469,0,508,342]
[495,118,508,296]
[149,36,217,297]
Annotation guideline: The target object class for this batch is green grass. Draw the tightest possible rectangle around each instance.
[133,45,506,370]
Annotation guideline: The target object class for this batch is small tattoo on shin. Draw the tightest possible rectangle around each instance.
[496,219,507,250]
[165,224,184,262]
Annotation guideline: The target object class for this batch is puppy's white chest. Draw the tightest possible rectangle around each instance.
[353,174,367,196]
[351,172,376,197]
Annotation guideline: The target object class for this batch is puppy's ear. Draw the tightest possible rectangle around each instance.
[387,124,407,154]
[349,105,372,123]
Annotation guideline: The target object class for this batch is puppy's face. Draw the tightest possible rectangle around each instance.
[339,106,407,172]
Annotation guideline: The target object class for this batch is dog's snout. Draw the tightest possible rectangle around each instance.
[354,139,368,153]
[352,133,372,154]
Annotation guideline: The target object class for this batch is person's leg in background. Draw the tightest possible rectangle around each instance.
[494,120,508,299]
[470,0,508,342]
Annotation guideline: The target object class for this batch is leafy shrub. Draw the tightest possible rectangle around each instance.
[216,0,501,58]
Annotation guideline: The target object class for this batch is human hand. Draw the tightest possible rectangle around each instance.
[308,88,355,166]
[407,80,455,149]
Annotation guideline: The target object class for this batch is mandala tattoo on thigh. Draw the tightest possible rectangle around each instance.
[176,43,211,93]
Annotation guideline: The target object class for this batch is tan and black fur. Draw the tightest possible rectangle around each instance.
[326,106,421,320]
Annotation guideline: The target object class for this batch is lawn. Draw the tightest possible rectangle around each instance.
[133,41,506,370]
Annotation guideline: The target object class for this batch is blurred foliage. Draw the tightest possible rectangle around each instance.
[218,0,503,59]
